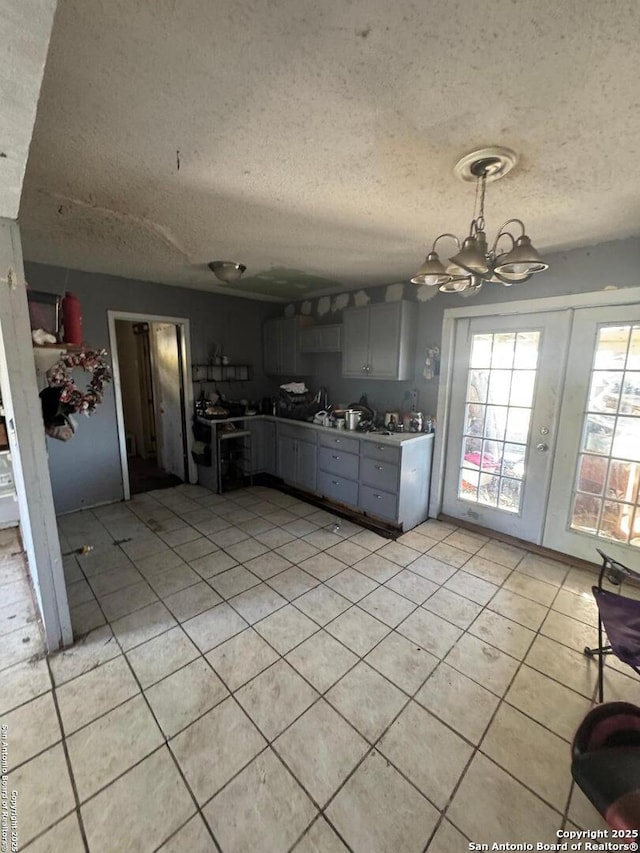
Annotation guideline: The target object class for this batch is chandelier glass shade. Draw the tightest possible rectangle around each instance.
[411,151,549,294]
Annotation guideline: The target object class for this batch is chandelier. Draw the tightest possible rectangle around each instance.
[411,147,549,294]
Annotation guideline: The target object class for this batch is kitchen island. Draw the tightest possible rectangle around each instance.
[196,414,434,532]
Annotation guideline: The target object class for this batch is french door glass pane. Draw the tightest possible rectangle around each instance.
[571,324,640,546]
[458,331,540,512]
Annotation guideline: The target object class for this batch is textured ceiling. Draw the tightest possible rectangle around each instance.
[19,0,640,301]
[0,0,57,219]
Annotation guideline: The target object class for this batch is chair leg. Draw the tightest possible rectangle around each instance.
[583,617,610,703]
[597,613,605,704]
[584,645,613,656]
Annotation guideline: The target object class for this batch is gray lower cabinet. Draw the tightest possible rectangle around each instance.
[359,484,398,521]
[360,438,433,529]
[317,443,359,508]
[317,470,359,506]
[263,420,277,475]
[276,423,317,491]
[342,301,417,380]
[277,435,297,483]
[248,419,277,475]
[297,440,317,491]
[273,419,432,530]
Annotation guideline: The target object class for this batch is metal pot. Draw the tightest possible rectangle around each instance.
[345,409,362,431]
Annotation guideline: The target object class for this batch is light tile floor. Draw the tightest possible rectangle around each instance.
[5,483,637,851]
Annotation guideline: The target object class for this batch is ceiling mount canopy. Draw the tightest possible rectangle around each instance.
[411,147,549,294]
[208,260,247,283]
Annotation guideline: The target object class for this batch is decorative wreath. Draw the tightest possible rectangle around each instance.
[46,349,113,415]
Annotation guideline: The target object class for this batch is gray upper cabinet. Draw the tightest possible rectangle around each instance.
[298,324,342,353]
[342,308,370,376]
[264,317,312,375]
[342,301,417,380]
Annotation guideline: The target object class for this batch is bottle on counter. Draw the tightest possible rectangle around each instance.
[410,413,424,432]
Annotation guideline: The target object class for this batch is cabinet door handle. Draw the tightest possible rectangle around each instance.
[374,493,382,499]
[376,446,386,451]
[332,454,340,460]
[332,480,340,486]
[375,464,383,470]
[334,439,341,444]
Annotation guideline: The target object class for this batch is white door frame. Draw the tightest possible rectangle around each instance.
[431,286,640,520]
[0,219,73,650]
[108,311,197,500]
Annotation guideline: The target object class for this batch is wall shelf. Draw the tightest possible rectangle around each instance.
[192,363,252,383]
[33,343,84,352]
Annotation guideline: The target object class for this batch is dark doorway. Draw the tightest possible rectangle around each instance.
[114,320,187,494]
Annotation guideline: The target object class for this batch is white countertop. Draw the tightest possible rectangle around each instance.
[196,413,434,446]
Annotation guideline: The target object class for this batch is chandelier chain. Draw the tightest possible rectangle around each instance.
[476,171,487,233]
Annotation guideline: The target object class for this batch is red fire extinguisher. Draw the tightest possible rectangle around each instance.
[62,291,83,345]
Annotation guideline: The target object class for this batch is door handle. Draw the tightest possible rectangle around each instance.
[536,442,549,452]
[375,465,383,470]
[332,455,340,460]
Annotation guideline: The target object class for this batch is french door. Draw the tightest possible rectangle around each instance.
[544,306,640,563]
[442,312,570,541]
[442,303,640,564]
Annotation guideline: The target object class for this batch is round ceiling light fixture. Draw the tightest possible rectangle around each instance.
[208,261,247,283]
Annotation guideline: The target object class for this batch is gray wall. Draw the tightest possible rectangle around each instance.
[283,237,640,421]
[26,236,640,512]
[25,262,279,513]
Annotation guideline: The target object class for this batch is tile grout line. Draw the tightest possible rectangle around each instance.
[43,655,91,853]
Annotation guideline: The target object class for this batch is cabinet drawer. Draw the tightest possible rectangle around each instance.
[360,484,398,521]
[318,446,359,480]
[360,456,399,493]
[318,432,359,455]
[362,441,401,465]
[277,422,316,443]
[317,470,359,507]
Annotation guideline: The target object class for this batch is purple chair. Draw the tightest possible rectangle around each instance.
[584,549,640,703]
